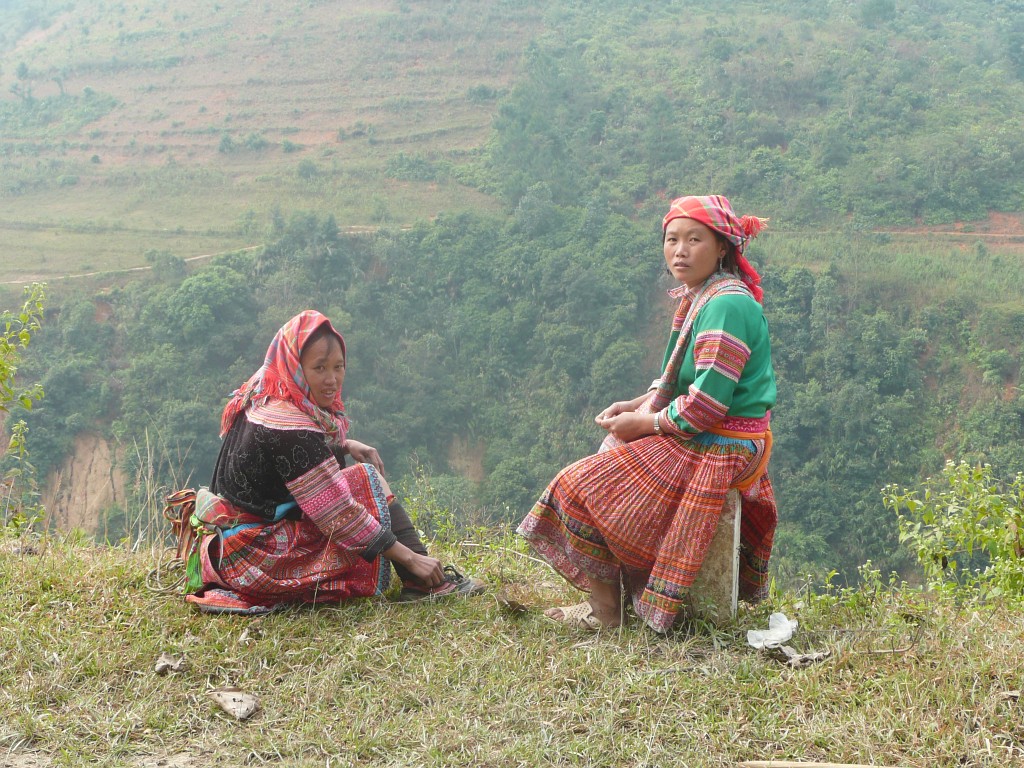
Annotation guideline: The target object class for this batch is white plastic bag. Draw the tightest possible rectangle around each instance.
[747,611,798,649]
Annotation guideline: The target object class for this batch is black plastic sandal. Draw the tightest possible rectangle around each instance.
[394,565,485,603]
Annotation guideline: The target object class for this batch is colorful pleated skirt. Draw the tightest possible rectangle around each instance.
[517,431,776,633]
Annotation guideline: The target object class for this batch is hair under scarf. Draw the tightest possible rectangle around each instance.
[220,310,349,442]
[662,194,768,303]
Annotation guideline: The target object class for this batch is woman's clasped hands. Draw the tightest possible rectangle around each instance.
[595,393,655,443]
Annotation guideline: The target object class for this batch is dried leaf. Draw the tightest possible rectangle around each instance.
[767,644,831,668]
[154,652,187,675]
[208,687,260,720]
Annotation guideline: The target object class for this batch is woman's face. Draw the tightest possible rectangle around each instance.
[663,217,727,289]
[300,335,346,409]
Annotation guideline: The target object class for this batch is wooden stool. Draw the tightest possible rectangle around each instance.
[686,488,742,623]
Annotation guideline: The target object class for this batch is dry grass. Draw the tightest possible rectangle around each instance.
[1,523,1023,768]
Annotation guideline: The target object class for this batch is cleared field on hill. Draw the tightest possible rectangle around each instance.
[1,0,544,282]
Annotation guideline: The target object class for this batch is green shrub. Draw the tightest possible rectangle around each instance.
[296,159,317,179]
[884,461,1024,599]
[243,132,268,151]
[466,84,498,103]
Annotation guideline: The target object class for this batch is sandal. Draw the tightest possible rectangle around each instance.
[394,565,485,603]
[185,588,276,616]
[545,600,606,631]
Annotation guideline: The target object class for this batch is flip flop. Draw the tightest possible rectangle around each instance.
[545,600,604,631]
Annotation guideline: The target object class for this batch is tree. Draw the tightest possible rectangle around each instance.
[860,0,896,27]
[1,284,46,528]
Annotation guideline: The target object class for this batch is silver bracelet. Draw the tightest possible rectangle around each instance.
[653,412,663,436]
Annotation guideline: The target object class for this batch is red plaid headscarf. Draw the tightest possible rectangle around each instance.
[220,310,349,442]
[662,194,768,303]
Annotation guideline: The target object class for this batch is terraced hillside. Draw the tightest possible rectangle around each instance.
[1,0,546,283]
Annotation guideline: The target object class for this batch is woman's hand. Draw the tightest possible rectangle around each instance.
[385,543,446,586]
[403,552,446,586]
[345,439,384,474]
[595,400,630,423]
[598,393,651,423]
[594,392,650,425]
[596,411,655,443]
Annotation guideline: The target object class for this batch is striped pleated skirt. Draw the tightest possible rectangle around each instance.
[517,431,776,633]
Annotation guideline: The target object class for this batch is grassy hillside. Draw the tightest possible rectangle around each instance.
[2,522,1023,767]
[0,0,545,282]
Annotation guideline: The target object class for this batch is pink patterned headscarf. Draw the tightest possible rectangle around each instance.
[220,310,349,441]
[662,194,768,303]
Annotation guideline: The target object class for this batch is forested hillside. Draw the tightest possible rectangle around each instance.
[4,0,1024,583]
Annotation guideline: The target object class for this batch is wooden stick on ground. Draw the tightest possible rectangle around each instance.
[739,762,907,768]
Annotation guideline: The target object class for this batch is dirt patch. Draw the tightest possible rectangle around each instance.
[93,298,114,323]
[886,211,1024,240]
[136,755,205,768]
[447,435,486,484]
[1,751,54,768]
[42,432,126,535]
[982,212,1024,236]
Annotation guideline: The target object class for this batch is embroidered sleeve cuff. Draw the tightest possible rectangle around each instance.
[661,405,698,438]
[360,527,398,562]
[668,388,729,434]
